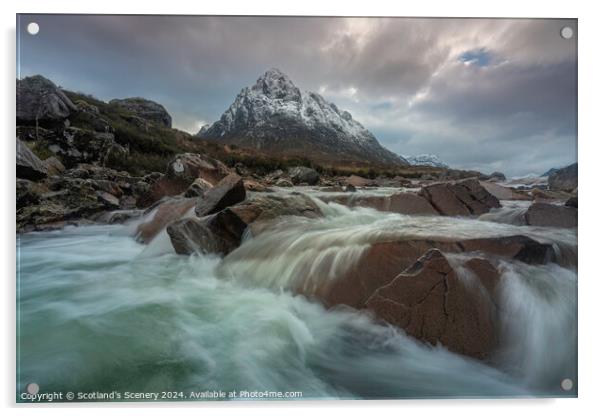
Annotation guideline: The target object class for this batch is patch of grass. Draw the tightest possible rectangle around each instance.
[26,141,55,161]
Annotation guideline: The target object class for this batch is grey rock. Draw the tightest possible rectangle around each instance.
[16,138,48,180]
[109,97,172,128]
[185,177,214,198]
[169,192,323,256]
[195,173,246,217]
[288,166,319,185]
[17,75,77,122]
[274,178,293,187]
[525,202,577,228]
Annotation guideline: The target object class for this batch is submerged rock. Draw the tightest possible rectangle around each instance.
[365,249,499,359]
[525,202,577,228]
[135,198,196,243]
[319,192,438,216]
[195,173,246,217]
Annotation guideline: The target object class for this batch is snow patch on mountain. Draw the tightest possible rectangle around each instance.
[404,154,449,168]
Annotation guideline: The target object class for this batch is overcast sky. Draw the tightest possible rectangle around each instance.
[18,15,577,176]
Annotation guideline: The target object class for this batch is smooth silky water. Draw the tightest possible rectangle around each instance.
[16,189,577,400]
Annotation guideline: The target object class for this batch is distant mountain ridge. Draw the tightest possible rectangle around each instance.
[404,154,448,168]
[197,68,406,166]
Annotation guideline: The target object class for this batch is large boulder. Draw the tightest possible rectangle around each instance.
[109,97,172,128]
[73,99,114,133]
[289,166,319,185]
[365,249,500,359]
[165,153,230,185]
[525,202,577,228]
[548,163,577,192]
[479,181,530,201]
[195,173,246,217]
[16,138,48,180]
[136,153,230,208]
[17,75,77,122]
[168,193,323,255]
[167,215,242,255]
[316,235,556,309]
[418,179,500,216]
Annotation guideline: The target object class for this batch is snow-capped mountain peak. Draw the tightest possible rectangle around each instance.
[197,69,405,166]
[404,154,449,168]
[251,68,302,102]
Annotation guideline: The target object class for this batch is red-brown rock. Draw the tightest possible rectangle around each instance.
[525,202,577,228]
[316,235,555,309]
[419,179,501,216]
[365,249,499,359]
[135,197,196,243]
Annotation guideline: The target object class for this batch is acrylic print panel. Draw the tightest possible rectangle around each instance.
[16,14,577,402]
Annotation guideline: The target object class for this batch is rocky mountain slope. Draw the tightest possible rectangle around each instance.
[197,69,406,167]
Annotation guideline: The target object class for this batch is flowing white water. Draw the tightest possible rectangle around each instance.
[16,189,577,400]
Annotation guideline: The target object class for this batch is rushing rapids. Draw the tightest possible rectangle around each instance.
[17,187,577,399]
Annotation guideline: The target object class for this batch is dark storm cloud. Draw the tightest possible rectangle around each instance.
[17,15,576,176]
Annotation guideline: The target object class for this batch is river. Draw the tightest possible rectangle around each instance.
[16,188,577,400]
